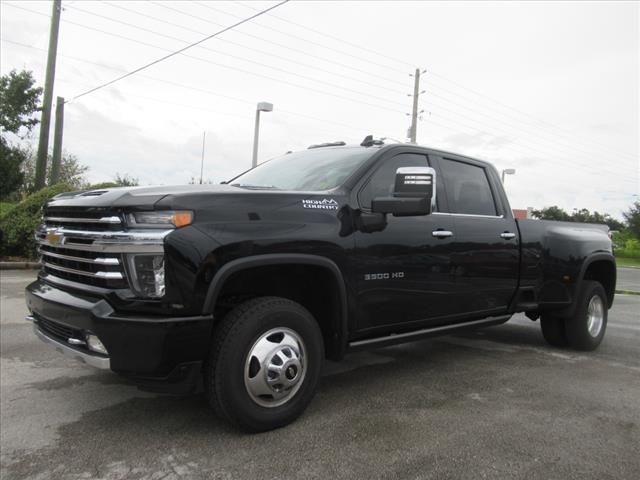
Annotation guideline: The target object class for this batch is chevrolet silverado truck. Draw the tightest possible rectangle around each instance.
[25,137,616,432]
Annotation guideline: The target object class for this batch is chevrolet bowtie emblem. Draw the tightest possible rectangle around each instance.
[46,230,64,245]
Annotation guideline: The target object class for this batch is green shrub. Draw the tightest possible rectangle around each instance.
[0,201,17,221]
[619,238,640,259]
[0,183,72,258]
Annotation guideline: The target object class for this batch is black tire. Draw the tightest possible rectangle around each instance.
[204,296,324,432]
[540,314,568,348]
[564,280,608,351]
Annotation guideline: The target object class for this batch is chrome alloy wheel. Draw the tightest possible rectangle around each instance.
[586,295,604,337]
[244,328,307,408]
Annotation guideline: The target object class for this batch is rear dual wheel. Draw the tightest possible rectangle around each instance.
[204,296,324,432]
[541,281,607,351]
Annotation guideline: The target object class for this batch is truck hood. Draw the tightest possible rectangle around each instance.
[46,184,344,212]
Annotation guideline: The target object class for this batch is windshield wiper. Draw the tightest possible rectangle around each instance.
[230,183,281,190]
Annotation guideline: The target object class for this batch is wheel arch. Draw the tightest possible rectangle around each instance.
[203,254,349,360]
[580,254,616,308]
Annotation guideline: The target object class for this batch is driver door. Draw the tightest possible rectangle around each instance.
[351,152,458,334]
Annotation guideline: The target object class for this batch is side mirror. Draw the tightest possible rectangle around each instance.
[372,167,436,217]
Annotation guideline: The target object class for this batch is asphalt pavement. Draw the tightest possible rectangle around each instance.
[617,266,640,292]
[1,269,639,480]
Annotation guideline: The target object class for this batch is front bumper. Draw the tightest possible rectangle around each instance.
[26,278,213,384]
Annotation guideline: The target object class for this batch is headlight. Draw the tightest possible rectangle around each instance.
[126,254,165,298]
[127,210,193,228]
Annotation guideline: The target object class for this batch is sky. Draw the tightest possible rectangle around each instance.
[1,0,638,218]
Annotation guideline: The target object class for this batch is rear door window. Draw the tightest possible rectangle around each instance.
[438,158,497,216]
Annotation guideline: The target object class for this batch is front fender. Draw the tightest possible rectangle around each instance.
[202,253,350,359]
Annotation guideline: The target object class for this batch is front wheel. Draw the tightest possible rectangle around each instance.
[204,296,324,432]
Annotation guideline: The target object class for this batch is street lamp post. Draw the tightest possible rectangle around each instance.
[252,102,273,168]
[501,168,516,183]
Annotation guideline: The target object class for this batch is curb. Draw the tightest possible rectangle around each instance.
[616,290,640,296]
[0,261,40,270]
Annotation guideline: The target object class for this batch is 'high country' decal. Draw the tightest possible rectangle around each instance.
[302,199,339,210]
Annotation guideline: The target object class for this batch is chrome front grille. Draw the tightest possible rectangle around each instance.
[39,245,127,288]
[43,207,124,231]
[37,207,170,291]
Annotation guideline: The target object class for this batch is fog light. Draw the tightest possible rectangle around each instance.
[86,334,108,355]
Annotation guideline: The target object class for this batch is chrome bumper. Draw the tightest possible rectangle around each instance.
[28,316,111,370]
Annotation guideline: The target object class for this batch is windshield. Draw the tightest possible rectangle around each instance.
[230,148,373,191]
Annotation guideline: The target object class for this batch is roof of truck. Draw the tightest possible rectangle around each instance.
[303,142,492,167]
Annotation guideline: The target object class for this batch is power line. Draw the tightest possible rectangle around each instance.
[234,0,415,70]
[420,114,637,190]
[423,76,639,164]
[100,0,408,97]
[422,87,638,176]
[149,0,408,89]
[421,102,638,183]
[52,1,640,167]
[68,0,290,102]
[421,109,638,185]
[4,19,634,186]
[5,39,633,193]
[87,0,640,169]
[233,0,638,162]
[2,38,384,141]
[64,3,408,110]
[197,1,407,75]
[49,12,408,115]
[95,0,635,168]
[426,70,638,162]
[3,3,184,54]
[5,2,636,179]
[6,0,635,164]
[15,39,620,166]
[30,0,620,167]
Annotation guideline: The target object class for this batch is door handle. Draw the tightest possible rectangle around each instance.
[500,232,516,240]
[432,230,453,238]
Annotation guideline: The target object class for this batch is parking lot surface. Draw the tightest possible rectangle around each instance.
[617,266,640,292]
[1,270,639,480]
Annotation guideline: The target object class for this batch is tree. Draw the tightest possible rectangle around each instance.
[530,206,570,221]
[600,214,625,232]
[21,150,89,191]
[0,137,27,199]
[113,173,139,186]
[0,69,42,136]
[531,205,624,231]
[623,201,640,238]
[0,69,43,199]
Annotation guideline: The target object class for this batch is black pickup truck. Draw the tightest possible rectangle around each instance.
[26,138,616,432]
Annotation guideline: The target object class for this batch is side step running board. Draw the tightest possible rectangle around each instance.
[347,315,511,352]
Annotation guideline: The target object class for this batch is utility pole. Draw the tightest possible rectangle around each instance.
[408,68,425,144]
[50,96,64,184]
[34,0,62,189]
[200,131,206,184]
